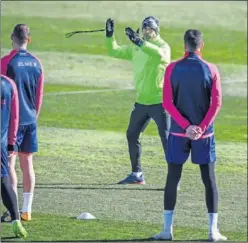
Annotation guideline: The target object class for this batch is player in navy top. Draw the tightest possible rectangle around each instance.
[153,30,227,242]
[1,24,44,221]
[1,74,28,238]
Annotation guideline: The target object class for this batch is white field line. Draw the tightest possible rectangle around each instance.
[44,87,135,96]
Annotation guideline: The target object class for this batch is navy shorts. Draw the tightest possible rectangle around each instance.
[15,123,38,153]
[166,134,216,165]
[1,143,8,177]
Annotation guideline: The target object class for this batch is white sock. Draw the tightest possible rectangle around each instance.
[208,213,218,233]
[177,181,181,190]
[22,193,33,213]
[132,172,142,177]
[163,210,174,233]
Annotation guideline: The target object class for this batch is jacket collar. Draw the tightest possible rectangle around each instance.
[10,48,27,55]
[184,51,202,58]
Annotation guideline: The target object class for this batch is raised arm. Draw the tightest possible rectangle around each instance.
[141,41,170,63]
[105,18,133,60]
[106,36,133,60]
[124,27,170,63]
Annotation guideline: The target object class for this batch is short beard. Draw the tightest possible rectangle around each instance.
[143,33,157,41]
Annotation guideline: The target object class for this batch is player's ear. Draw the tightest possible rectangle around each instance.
[200,41,204,51]
[10,33,14,41]
[27,37,31,44]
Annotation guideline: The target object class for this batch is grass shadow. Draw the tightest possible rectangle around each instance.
[26,185,164,191]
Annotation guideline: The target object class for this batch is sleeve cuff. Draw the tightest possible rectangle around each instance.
[8,144,18,152]
[140,41,147,50]
[183,122,191,131]
[199,125,206,133]
[137,39,144,47]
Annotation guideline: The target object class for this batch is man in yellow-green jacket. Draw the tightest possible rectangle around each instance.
[106,16,171,184]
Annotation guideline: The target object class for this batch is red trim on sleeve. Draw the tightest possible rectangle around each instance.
[36,71,44,118]
[199,63,222,133]
[1,50,18,75]
[26,51,44,118]
[1,75,20,145]
[163,62,191,130]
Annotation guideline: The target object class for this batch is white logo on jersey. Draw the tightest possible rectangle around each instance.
[18,61,37,67]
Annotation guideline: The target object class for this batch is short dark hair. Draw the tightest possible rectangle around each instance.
[184,29,203,51]
[12,24,30,45]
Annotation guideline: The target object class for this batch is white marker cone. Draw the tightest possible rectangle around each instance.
[77,212,96,220]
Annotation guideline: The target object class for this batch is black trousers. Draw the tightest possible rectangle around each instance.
[164,163,218,213]
[126,103,170,172]
[1,176,20,220]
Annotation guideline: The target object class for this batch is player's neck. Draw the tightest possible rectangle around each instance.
[185,48,202,56]
[12,43,28,51]
[185,48,201,53]
[184,48,202,58]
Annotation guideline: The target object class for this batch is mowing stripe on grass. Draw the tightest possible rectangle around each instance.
[45,87,134,96]
[2,1,247,32]
[39,91,247,143]
[44,82,246,97]
[1,15,247,64]
[1,48,247,97]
